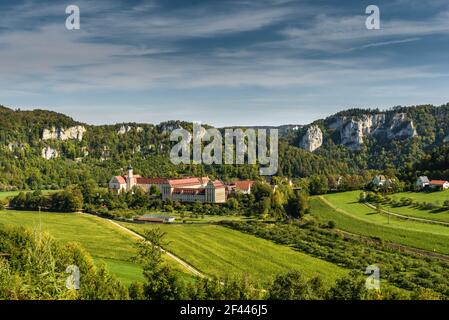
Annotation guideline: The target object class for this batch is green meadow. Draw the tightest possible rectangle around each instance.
[121,222,348,286]
[391,191,449,204]
[0,210,190,285]
[380,191,449,223]
[311,192,449,255]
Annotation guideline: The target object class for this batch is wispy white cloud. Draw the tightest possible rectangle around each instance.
[0,0,448,126]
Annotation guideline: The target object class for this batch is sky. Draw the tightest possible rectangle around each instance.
[1,0,449,127]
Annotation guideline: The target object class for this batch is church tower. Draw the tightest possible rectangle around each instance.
[127,164,134,191]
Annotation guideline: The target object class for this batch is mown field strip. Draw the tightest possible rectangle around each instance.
[121,222,348,286]
[0,210,189,285]
[312,195,449,255]
[108,220,204,278]
[321,192,449,236]
[364,202,449,226]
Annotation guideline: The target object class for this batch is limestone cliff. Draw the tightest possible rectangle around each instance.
[299,125,323,152]
[332,113,416,150]
[41,146,59,159]
[299,112,418,151]
[42,126,86,141]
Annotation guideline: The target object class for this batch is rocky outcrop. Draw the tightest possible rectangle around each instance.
[385,113,417,140]
[299,125,323,152]
[117,125,132,135]
[339,114,386,150]
[327,113,416,150]
[7,142,25,151]
[42,126,86,141]
[42,147,59,160]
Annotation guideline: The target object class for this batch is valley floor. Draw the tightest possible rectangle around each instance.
[0,209,347,288]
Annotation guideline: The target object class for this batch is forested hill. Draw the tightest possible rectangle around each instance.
[0,103,448,190]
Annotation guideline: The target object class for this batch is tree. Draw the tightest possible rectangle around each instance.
[79,179,97,204]
[308,175,329,195]
[0,198,8,210]
[443,200,449,211]
[226,198,239,211]
[134,228,185,300]
[149,184,161,196]
[0,227,128,300]
[284,192,309,218]
[50,187,84,212]
[268,271,326,300]
[252,182,272,202]
[327,271,368,300]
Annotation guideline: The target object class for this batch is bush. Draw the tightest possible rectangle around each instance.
[0,199,7,210]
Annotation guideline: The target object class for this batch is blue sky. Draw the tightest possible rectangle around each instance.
[1,0,449,126]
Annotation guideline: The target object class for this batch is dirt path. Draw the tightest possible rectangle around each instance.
[108,220,205,278]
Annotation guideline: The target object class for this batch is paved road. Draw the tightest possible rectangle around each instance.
[108,219,205,278]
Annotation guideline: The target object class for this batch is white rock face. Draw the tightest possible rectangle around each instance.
[339,114,386,150]
[330,113,416,150]
[299,125,323,152]
[386,113,417,139]
[117,125,132,135]
[42,126,86,141]
[7,142,25,151]
[160,123,182,134]
[42,147,59,160]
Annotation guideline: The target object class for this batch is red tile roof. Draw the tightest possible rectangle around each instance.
[113,176,126,184]
[211,180,225,188]
[233,180,254,191]
[136,177,168,185]
[168,177,202,187]
[430,180,449,186]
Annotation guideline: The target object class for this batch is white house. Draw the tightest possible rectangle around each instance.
[415,176,430,190]
[372,175,387,186]
[429,180,449,191]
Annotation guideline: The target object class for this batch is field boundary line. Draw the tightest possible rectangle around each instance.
[107,219,205,278]
[364,202,449,227]
[317,197,449,261]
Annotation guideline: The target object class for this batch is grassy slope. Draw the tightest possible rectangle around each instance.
[121,222,348,287]
[392,191,449,204]
[381,204,449,223]
[0,210,191,285]
[312,192,449,255]
[379,191,449,223]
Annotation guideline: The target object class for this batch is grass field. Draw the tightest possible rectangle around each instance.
[312,192,449,255]
[0,210,193,285]
[379,191,449,223]
[381,203,449,223]
[391,191,449,204]
[121,222,348,287]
